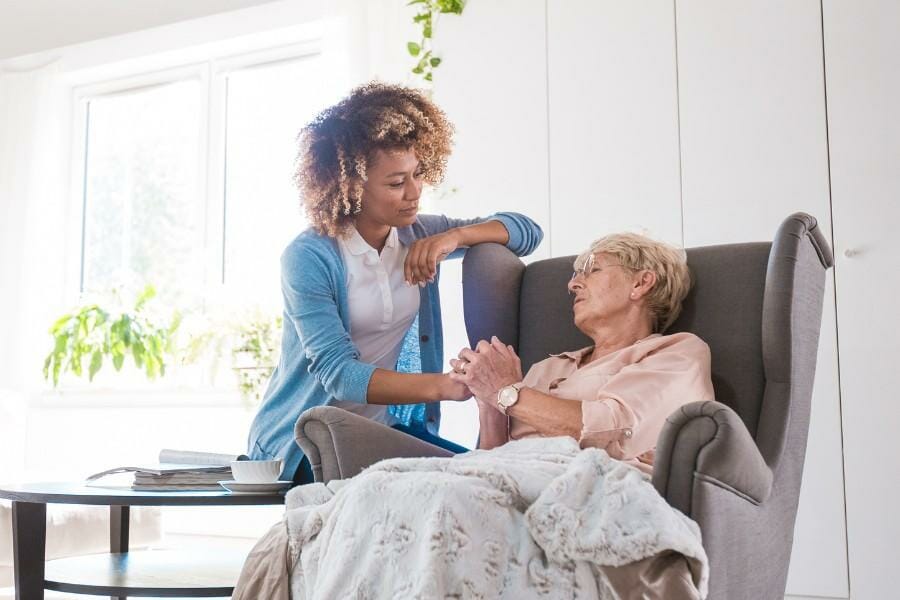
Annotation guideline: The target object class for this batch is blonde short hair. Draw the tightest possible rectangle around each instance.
[574,233,691,333]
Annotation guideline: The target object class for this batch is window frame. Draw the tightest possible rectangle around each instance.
[62,40,322,393]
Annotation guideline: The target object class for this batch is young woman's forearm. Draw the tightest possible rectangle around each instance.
[453,220,510,247]
[365,369,454,405]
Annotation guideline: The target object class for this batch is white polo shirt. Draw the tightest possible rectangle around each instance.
[332,225,420,424]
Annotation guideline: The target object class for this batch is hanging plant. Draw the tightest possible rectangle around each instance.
[407,0,467,82]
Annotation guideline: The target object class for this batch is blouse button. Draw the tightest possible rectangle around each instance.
[624,429,633,438]
[420,334,429,342]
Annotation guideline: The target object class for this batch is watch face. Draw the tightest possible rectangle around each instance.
[499,386,518,407]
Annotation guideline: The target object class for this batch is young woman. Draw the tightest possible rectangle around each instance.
[246,83,543,483]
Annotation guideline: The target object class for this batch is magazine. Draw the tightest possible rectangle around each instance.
[86,449,249,490]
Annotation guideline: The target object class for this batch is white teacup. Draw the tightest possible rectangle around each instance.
[231,459,283,483]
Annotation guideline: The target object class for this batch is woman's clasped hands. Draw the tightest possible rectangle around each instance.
[449,336,523,410]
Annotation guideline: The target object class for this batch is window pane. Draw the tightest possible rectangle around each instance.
[82,80,203,306]
[223,56,332,311]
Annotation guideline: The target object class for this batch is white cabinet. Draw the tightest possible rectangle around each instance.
[434,1,900,594]
[547,0,682,253]
[823,1,900,597]
[675,1,848,596]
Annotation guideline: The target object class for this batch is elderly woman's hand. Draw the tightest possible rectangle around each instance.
[449,336,523,406]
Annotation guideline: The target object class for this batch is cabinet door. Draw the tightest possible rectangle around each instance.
[676,1,848,597]
[547,0,683,254]
[824,1,900,597]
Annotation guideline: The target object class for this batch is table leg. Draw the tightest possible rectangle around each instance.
[109,505,130,600]
[109,505,130,553]
[12,500,46,600]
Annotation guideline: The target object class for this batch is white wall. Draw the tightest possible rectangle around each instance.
[548,1,683,253]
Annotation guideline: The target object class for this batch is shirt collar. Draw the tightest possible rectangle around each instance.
[550,346,594,362]
[344,226,398,255]
[550,334,662,362]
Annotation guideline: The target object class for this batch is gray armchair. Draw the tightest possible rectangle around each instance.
[295,212,833,600]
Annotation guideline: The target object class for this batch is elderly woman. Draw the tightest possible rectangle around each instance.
[450,232,714,474]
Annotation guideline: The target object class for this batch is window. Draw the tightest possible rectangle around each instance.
[221,56,331,311]
[75,44,332,316]
[81,79,205,308]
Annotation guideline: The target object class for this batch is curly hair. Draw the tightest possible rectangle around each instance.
[574,233,692,333]
[294,82,454,237]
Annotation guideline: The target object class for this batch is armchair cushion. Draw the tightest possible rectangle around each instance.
[653,401,774,516]
[294,406,452,483]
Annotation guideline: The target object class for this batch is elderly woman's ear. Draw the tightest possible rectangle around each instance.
[630,270,658,300]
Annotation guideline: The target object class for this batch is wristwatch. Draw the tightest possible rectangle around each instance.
[496,383,524,414]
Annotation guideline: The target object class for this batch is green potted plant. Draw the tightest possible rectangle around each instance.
[230,314,283,405]
[43,285,181,387]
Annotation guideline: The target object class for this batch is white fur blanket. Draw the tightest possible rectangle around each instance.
[283,437,708,599]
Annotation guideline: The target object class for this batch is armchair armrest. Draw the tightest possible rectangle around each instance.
[294,406,452,483]
[652,400,773,515]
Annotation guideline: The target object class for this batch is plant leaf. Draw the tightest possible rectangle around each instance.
[134,284,156,311]
[89,350,103,380]
[70,354,83,376]
[407,42,421,56]
[50,313,73,333]
[54,333,69,354]
[168,311,183,335]
[430,57,442,67]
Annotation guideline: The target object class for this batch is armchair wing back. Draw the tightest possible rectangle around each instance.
[461,212,833,600]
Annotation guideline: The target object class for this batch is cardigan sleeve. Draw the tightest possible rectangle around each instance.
[280,244,376,404]
[416,212,544,257]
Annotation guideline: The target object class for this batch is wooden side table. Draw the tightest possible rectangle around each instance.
[0,482,285,599]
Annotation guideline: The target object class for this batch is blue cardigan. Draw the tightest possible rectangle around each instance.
[247,212,543,478]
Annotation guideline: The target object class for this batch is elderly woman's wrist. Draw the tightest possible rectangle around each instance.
[477,396,505,417]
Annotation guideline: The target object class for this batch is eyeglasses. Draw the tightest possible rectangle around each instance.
[570,253,628,281]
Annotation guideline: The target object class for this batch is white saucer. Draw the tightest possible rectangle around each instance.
[219,480,291,494]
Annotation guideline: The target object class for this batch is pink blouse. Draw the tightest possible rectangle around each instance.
[511,332,714,475]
